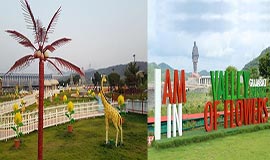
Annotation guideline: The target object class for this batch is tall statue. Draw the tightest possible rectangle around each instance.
[80,67,86,85]
[192,41,199,73]
[70,73,74,86]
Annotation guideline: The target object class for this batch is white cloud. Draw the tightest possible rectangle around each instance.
[149,0,270,72]
[149,28,270,71]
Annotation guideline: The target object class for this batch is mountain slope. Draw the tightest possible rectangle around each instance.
[148,62,174,83]
[85,61,147,83]
[148,62,210,83]
[242,47,270,70]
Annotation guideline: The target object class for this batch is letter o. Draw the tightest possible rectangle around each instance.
[204,101,213,132]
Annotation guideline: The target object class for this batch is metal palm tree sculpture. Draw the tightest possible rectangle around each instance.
[6,0,84,159]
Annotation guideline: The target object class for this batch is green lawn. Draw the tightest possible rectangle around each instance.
[25,91,97,112]
[148,92,213,117]
[0,93,29,103]
[0,113,147,160]
[24,90,146,112]
[148,129,270,160]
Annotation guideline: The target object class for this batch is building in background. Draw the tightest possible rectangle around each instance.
[0,73,54,92]
[0,77,2,95]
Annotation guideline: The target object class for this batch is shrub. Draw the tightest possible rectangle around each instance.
[153,123,270,149]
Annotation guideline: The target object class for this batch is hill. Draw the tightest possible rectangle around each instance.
[148,62,209,83]
[199,70,210,76]
[242,47,270,70]
[84,61,147,83]
[148,62,174,83]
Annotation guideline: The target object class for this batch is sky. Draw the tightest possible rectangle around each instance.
[148,0,270,72]
[0,0,147,74]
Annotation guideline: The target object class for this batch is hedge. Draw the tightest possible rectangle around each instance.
[153,122,270,149]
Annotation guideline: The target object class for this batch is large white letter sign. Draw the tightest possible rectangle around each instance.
[154,69,161,140]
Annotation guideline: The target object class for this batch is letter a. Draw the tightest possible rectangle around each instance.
[162,69,173,104]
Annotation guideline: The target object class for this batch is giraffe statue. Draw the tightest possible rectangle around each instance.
[100,75,123,146]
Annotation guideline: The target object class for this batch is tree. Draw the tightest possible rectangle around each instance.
[73,75,81,85]
[249,67,259,79]
[225,66,237,94]
[59,80,67,87]
[259,52,270,79]
[119,79,125,88]
[136,71,147,90]
[5,1,84,159]
[108,72,120,90]
[124,62,139,88]
[92,71,101,89]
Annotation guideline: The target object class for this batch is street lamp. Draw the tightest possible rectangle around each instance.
[133,54,136,63]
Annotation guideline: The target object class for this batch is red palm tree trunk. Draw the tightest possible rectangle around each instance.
[38,59,44,160]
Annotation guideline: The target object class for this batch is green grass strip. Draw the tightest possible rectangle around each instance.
[0,113,147,160]
[153,122,270,149]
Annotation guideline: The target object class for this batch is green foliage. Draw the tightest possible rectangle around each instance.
[18,122,23,127]
[249,67,259,79]
[183,120,196,130]
[226,66,237,74]
[119,79,125,88]
[152,123,270,149]
[108,72,120,88]
[266,91,270,106]
[124,62,139,88]
[137,71,147,90]
[148,92,212,117]
[226,65,238,94]
[65,113,70,118]
[92,71,101,87]
[11,122,24,138]
[70,118,75,124]
[73,75,81,85]
[0,94,19,103]
[24,91,97,112]
[243,47,270,70]
[11,126,16,132]
[106,91,146,101]
[12,109,20,114]
[59,74,81,86]
[117,103,127,115]
[147,62,174,83]
[70,110,75,115]
[66,110,75,124]
[216,103,223,111]
[208,86,212,97]
[259,51,270,79]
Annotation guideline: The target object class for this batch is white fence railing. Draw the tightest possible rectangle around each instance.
[0,97,146,141]
[126,99,147,114]
[0,90,60,115]
[0,94,36,115]
[0,101,111,141]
